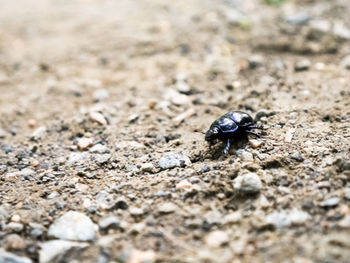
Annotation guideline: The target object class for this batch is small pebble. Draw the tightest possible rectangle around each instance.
[30,126,46,141]
[249,139,262,148]
[129,207,144,217]
[140,163,154,173]
[89,111,107,125]
[294,59,311,72]
[93,89,109,102]
[129,222,146,234]
[7,222,24,232]
[176,179,193,191]
[77,138,93,150]
[99,216,120,231]
[0,249,32,263]
[89,144,110,154]
[248,55,264,69]
[159,152,191,169]
[3,234,25,250]
[233,173,262,194]
[158,202,177,214]
[128,114,139,123]
[320,197,340,207]
[265,209,311,229]
[48,211,97,241]
[176,80,191,94]
[205,230,229,248]
[236,150,253,161]
[40,240,89,263]
[341,55,350,69]
[27,119,37,128]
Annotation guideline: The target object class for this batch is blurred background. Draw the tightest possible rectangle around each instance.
[0,0,350,262]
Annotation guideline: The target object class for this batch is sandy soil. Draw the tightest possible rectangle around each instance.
[0,0,350,262]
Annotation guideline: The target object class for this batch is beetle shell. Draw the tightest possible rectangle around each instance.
[205,110,261,154]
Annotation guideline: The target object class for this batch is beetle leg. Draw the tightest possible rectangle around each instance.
[246,130,260,137]
[223,139,231,154]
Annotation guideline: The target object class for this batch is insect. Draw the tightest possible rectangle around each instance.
[205,111,262,154]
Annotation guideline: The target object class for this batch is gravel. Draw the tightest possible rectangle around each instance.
[48,211,97,241]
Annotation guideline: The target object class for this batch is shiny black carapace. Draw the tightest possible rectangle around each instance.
[205,111,262,154]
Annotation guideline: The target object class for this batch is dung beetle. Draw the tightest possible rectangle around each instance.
[205,111,262,154]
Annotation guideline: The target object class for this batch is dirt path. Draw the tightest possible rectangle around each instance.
[0,0,350,262]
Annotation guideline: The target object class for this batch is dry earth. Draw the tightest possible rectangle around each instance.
[0,0,350,262]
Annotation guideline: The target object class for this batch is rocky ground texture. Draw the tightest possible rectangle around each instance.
[0,0,350,262]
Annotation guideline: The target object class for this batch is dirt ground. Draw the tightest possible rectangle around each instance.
[0,0,350,262]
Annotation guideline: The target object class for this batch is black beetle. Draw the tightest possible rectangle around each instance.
[205,111,262,154]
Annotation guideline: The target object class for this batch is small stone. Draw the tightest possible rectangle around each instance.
[0,128,5,138]
[333,23,350,40]
[223,211,242,224]
[345,188,350,201]
[7,222,24,233]
[249,139,262,148]
[11,214,21,223]
[48,211,97,241]
[294,59,311,72]
[99,216,120,231]
[341,55,350,69]
[289,151,304,162]
[89,144,110,154]
[248,55,264,69]
[176,179,193,191]
[176,80,191,94]
[39,240,89,263]
[89,112,107,125]
[338,215,350,228]
[93,89,109,102]
[55,201,67,209]
[3,234,25,250]
[30,126,46,141]
[159,152,191,169]
[129,222,146,235]
[129,207,144,217]
[0,249,32,263]
[128,114,139,123]
[320,197,340,207]
[205,230,229,248]
[29,223,44,238]
[233,173,262,194]
[77,138,93,151]
[235,150,253,161]
[158,202,177,214]
[93,154,111,164]
[27,119,37,128]
[285,12,310,25]
[67,152,89,165]
[47,191,59,199]
[140,163,154,173]
[95,191,116,210]
[265,209,311,229]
